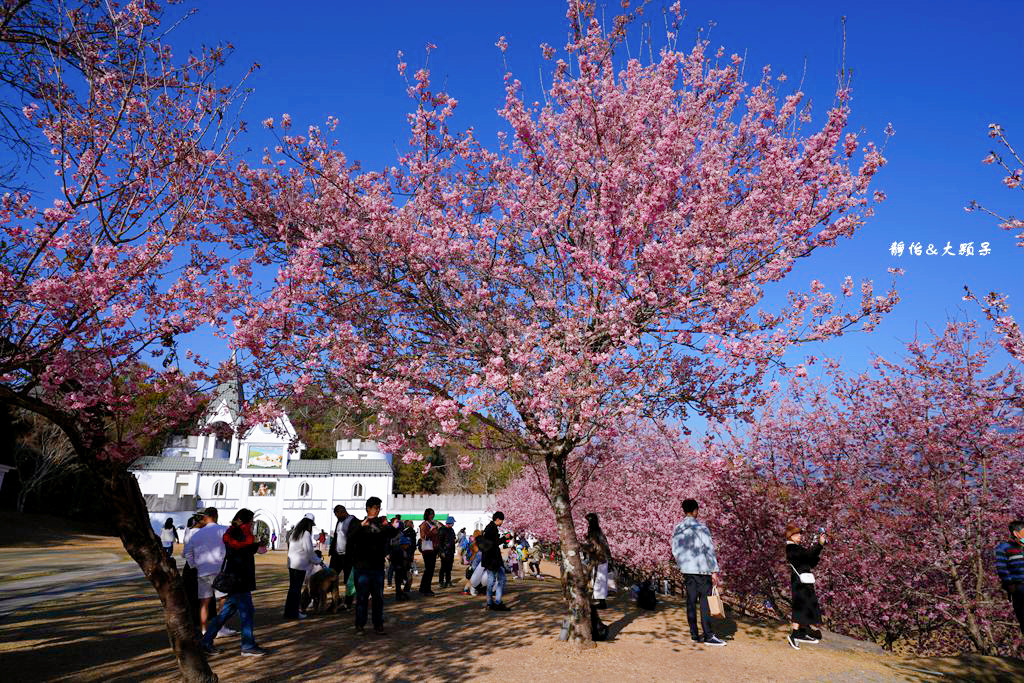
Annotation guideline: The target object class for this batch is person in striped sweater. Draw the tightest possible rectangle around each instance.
[994,519,1024,635]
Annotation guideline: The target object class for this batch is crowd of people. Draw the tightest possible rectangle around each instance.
[173,499,526,654]
[169,497,1024,657]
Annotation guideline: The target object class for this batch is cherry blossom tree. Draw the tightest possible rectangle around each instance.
[0,2,248,679]
[498,420,717,580]
[712,322,1024,655]
[964,123,1024,364]
[223,0,896,643]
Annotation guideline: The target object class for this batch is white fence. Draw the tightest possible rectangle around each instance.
[387,493,497,512]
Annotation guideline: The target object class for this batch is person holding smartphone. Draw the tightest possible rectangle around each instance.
[347,496,399,634]
[784,523,827,649]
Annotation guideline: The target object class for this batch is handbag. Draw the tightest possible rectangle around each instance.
[211,554,240,594]
[789,563,815,584]
[707,586,725,617]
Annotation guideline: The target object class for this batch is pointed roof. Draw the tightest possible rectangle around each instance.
[209,378,243,421]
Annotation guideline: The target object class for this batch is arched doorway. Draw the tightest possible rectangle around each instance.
[253,519,271,545]
[250,509,280,549]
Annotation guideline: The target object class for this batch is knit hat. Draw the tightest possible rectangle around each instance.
[784,523,802,540]
[445,516,455,525]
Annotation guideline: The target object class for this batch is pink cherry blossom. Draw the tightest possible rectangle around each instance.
[221,0,896,644]
[0,2,253,678]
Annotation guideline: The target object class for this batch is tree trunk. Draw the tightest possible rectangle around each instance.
[15,481,27,513]
[545,450,594,647]
[936,525,994,655]
[95,462,218,683]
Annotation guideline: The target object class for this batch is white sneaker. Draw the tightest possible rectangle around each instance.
[216,626,238,638]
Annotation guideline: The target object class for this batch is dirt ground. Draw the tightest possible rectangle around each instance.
[2,528,1023,682]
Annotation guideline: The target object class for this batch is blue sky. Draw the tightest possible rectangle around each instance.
[172,1,1023,429]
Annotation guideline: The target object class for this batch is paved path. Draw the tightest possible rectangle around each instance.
[0,545,148,616]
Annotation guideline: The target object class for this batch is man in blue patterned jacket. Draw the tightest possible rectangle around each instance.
[672,498,725,646]
[995,519,1024,635]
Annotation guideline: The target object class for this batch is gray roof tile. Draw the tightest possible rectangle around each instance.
[198,459,241,472]
[132,455,392,476]
[287,460,332,475]
[132,455,197,471]
[290,459,393,475]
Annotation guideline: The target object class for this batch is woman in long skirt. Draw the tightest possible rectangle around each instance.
[582,512,612,609]
[784,523,827,649]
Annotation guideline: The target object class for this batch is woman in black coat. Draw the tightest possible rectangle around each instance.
[784,523,826,649]
[201,508,269,656]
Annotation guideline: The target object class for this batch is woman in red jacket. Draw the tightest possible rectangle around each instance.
[201,508,270,656]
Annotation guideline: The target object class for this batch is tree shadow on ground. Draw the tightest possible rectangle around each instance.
[0,561,615,682]
[0,511,116,547]
[887,654,1024,682]
[6,555,1015,682]
[605,607,642,640]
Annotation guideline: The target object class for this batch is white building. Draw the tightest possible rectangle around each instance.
[131,380,393,546]
[132,379,500,545]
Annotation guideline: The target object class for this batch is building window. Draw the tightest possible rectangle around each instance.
[299,481,310,498]
[352,482,363,498]
[213,481,225,497]
[250,480,277,497]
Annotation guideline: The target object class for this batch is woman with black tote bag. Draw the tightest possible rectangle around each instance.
[202,508,270,656]
[784,523,827,650]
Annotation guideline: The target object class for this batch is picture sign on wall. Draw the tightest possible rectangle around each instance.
[246,444,284,470]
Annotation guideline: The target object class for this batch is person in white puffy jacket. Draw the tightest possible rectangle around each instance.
[284,514,318,619]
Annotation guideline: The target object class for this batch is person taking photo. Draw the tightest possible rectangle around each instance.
[784,523,827,650]
[347,496,399,634]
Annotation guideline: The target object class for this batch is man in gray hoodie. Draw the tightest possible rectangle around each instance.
[671,498,725,646]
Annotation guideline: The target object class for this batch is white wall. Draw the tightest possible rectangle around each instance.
[139,473,392,547]
[440,508,493,533]
[387,493,497,532]
[135,470,177,496]
[197,475,244,507]
[148,511,194,535]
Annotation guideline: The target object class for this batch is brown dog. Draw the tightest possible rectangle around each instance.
[305,568,341,614]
